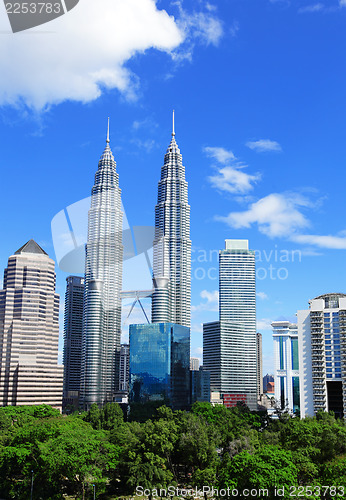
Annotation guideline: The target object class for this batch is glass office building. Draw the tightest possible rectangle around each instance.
[129,323,190,410]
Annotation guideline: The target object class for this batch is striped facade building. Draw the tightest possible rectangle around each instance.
[203,240,257,410]
[0,240,63,408]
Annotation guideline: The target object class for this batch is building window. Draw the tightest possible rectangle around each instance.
[291,338,299,370]
[279,337,284,370]
[292,376,300,413]
[280,377,285,410]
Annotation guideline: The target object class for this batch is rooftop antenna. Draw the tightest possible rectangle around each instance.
[106,117,110,144]
[172,109,175,136]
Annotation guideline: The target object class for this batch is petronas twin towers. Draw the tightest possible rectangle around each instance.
[80,114,191,409]
[152,114,191,328]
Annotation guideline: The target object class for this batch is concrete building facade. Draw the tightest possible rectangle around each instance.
[0,240,63,408]
[298,294,346,419]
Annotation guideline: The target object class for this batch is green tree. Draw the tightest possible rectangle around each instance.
[39,420,121,499]
[100,402,124,430]
[218,445,298,499]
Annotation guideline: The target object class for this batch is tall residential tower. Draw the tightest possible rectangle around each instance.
[151,112,191,327]
[80,122,123,409]
[298,293,346,419]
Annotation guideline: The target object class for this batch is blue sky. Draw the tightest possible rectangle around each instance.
[1,0,346,374]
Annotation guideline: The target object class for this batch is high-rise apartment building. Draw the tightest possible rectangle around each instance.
[63,276,84,410]
[190,357,200,371]
[272,320,300,414]
[80,123,123,409]
[129,322,190,410]
[0,240,63,407]
[203,239,257,410]
[257,332,263,402]
[151,113,191,328]
[119,343,129,392]
[298,293,346,419]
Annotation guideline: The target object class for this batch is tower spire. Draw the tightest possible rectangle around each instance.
[106,117,110,144]
[172,109,175,137]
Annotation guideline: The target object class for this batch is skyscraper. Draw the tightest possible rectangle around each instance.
[298,293,346,419]
[129,322,190,410]
[256,332,263,403]
[0,240,63,407]
[119,343,129,392]
[272,320,299,414]
[63,276,84,410]
[203,239,257,410]
[80,122,123,409]
[151,112,191,328]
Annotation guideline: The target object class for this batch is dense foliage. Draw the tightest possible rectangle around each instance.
[0,402,345,499]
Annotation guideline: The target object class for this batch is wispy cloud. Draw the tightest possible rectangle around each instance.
[292,233,346,249]
[192,289,219,313]
[172,2,223,62]
[204,146,236,164]
[298,3,324,13]
[205,146,261,194]
[257,292,269,300]
[246,139,282,153]
[175,4,223,47]
[216,192,310,238]
[257,318,273,331]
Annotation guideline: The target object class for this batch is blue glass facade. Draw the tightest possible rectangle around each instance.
[129,323,190,410]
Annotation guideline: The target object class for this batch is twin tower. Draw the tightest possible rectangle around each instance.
[80,114,191,409]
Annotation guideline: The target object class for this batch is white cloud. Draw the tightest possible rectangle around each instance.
[205,146,261,194]
[192,289,219,313]
[246,139,282,153]
[257,291,269,300]
[257,318,273,331]
[216,193,310,238]
[298,3,324,13]
[0,0,222,110]
[208,169,260,195]
[204,146,236,164]
[175,3,223,48]
[191,323,203,334]
[340,0,346,6]
[292,233,346,249]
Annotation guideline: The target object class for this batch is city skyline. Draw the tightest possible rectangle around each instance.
[1,0,346,374]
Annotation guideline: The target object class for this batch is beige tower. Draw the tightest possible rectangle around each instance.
[0,240,63,408]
